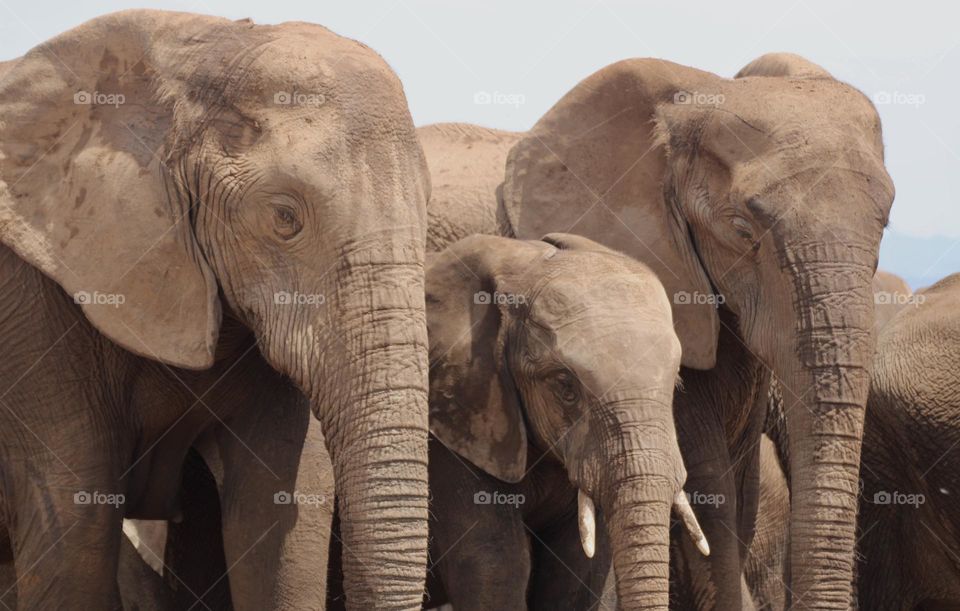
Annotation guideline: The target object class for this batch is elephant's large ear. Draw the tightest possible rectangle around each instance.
[0,15,220,369]
[502,59,719,369]
[426,235,549,483]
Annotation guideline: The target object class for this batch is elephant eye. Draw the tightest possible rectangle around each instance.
[550,370,581,406]
[272,204,303,239]
[731,216,754,241]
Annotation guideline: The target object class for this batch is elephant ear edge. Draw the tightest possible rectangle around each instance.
[426,235,550,483]
[501,58,719,369]
[0,12,222,370]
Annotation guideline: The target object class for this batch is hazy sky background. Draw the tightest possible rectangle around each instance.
[1,0,957,287]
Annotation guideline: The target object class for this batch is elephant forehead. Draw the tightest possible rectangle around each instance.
[527,272,669,325]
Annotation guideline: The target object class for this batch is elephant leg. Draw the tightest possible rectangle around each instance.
[528,513,612,611]
[8,460,124,609]
[210,373,329,611]
[428,439,530,611]
[674,404,743,611]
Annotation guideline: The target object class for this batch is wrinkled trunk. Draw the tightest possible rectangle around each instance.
[597,400,677,610]
[607,485,672,609]
[298,241,430,610]
[778,248,874,610]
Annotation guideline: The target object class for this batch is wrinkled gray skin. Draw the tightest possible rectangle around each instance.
[0,10,430,610]
[330,233,692,610]
[422,49,894,609]
[750,274,960,610]
[0,531,176,611]
[743,437,789,611]
[856,273,960,609]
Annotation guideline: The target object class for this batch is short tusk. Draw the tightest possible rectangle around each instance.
[674,490,710,556]
[577,490,596,558]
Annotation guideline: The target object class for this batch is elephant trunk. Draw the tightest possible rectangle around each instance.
[593,399,687,610]
[307,241,430,610]
[778,246,875,609]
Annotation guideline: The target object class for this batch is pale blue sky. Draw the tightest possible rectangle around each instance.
[1,0,958,286]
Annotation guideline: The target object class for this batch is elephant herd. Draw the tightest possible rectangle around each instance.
[0,9,956,611]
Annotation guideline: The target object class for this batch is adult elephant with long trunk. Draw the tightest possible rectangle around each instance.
[422,52,894,608]
[0,10,429,610]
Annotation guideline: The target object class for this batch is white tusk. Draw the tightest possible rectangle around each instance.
[674,491,710,556]
[578,490,596,558]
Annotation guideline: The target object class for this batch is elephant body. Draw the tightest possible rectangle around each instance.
[419,47,894,606]
[857,273,960,610]
[0,10,431,610]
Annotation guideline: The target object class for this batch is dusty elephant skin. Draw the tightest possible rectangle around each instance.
[422,50,894,608]
[0,9,430,610]
[327,233,708,610]
[855,273,960,609]
[749,274,960,610]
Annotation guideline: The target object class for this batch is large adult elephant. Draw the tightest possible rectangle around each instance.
[423,50,895,607]
[0,10,429,609]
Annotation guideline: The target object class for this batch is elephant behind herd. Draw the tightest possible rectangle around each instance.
[2,8,955,611]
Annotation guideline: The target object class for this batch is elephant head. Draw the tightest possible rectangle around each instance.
[501,54,893,607]
[0,11,429,608]
[426,233,708,608]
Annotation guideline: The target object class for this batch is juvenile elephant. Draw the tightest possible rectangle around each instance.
[326,233,709,610]
[0,10,430,610]
[421,49,896,607]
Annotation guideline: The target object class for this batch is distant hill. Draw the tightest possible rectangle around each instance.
[879,229,960,291]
